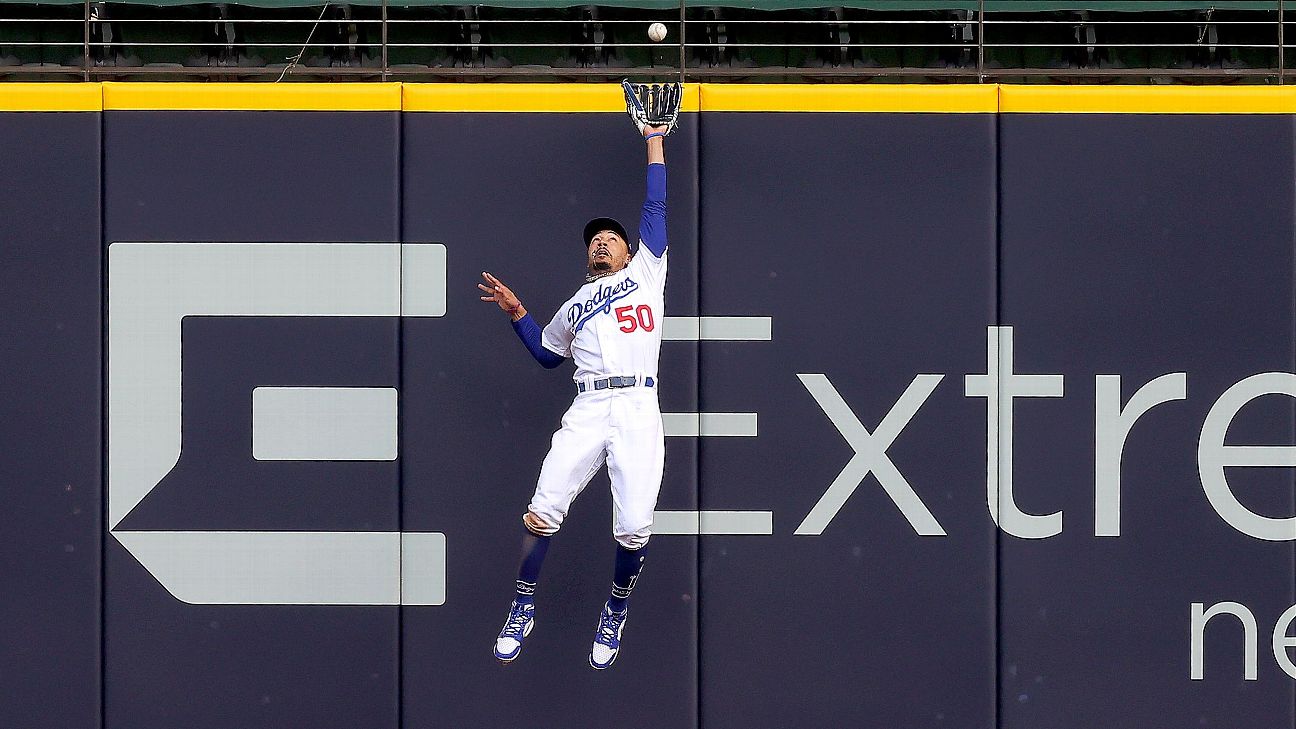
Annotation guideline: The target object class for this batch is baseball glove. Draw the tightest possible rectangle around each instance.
[622,80,682,136]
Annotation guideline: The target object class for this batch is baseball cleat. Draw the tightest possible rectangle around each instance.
[494,600,535,663]
[588,602,628,670]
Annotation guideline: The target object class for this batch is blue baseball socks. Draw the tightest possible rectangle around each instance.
[511,536,645,611]
[608,544,646,613]
[514,529,551,605]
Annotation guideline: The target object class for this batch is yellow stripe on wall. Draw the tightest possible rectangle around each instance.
[0,83,101,112]
[402,83,700,112]
[999,85,1296,114]
[8,82,1296,114]
[701,83,998,113]
[101,82,402,111]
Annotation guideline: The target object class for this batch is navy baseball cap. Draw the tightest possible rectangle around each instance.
[583,217,636,255]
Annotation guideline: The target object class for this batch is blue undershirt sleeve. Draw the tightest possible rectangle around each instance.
[639,163,667,257]
[511,313,566,369]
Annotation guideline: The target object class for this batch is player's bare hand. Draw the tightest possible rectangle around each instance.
[478,271,525,320]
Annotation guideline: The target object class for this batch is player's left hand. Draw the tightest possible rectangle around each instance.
[643,125,668,138]
[623,80,681,137]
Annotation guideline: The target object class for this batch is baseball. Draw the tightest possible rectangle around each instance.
[648,22,668,42]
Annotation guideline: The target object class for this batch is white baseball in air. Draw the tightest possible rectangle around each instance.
[648,23,668,42]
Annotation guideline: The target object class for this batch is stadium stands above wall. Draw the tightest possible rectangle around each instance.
[0,0,1292,81]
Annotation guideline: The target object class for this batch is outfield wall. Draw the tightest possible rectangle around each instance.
[2,83,1294,729]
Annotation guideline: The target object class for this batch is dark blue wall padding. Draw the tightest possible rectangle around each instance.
[998,114,1296,729]
[697,111,998,727]
[102,111,401,729]
[0,111,103,729]
[4,105,1296,729]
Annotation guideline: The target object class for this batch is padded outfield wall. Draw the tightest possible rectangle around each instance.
[1,82,1294,728]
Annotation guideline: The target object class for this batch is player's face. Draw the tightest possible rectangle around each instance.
[587,230,631,274]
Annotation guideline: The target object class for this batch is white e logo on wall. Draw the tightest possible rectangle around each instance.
[108,242,447,605]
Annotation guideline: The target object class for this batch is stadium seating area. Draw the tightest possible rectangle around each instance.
[0,1,1291,81]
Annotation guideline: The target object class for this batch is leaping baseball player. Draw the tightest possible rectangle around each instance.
[478,81,682,670]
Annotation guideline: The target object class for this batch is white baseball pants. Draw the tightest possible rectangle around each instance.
[526,386,664,550]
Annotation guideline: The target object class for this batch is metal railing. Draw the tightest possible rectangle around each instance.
[0,2,1292,82]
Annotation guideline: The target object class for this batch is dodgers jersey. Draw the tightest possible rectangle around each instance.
[540,163,668,382]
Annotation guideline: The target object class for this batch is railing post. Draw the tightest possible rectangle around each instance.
[381,0,389,81]
[678,0,686,84]
[977,0,985,82]
[1280,0,1286,84]
[82,0,90,81]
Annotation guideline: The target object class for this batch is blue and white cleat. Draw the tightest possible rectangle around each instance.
[494,600,535,663]
[588,602,628,670]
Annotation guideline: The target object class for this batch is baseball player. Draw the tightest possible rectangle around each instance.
[478,81,681,670]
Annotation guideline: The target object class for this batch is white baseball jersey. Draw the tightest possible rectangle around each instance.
[539,247,668,383]
[528,248,668,550]
[524,162,669,551]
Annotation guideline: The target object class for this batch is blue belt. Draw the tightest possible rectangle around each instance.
[577,376,655,393]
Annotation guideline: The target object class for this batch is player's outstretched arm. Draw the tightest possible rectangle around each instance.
[479,271,565,369]
[645,125,666,165]
[640,125,668,258]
